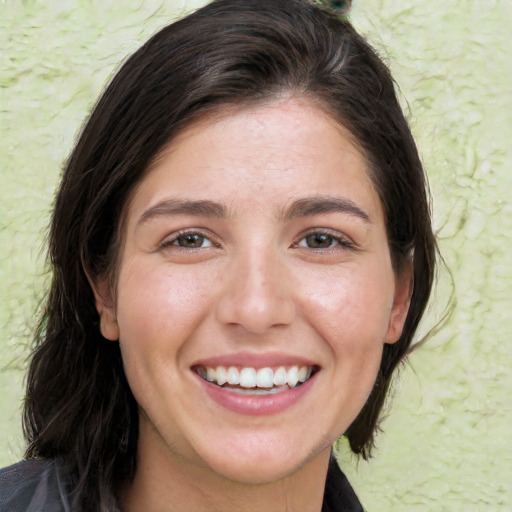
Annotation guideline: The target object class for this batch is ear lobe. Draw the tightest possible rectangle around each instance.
[384,265,414,345]
[98,309,120,341]
[86,271,120,341]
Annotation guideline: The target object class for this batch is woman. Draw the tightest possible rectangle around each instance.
[0,0,436,510]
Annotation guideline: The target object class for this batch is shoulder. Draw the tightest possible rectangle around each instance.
[322,457,365,512]
[0,458,71,512]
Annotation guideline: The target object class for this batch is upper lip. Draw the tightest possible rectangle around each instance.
[192,351,318,369]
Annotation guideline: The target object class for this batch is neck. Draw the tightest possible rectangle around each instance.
[117,421,331,512]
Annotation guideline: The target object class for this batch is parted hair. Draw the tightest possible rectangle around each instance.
[22,0,436,510]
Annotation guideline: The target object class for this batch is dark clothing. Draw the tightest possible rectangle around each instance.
[0,457,364,511]
[323,457,365,512]
[0,459,71,512]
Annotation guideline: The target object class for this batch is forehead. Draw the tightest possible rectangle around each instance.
[124,97,383,225]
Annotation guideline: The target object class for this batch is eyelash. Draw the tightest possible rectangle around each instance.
[293,229,356,251]
[159,228,355,252]
[159,230,218,250]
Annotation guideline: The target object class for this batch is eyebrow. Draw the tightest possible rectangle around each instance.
[137,195,370,226]
[281,196,371,223]
[138,199,228,225]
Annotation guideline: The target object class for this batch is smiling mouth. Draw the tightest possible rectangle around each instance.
[194,365,317,394]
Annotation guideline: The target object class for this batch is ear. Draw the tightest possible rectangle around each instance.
[384,263,414,345]
[86,271,120,341]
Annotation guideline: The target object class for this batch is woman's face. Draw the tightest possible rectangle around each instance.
[95,98,411,484]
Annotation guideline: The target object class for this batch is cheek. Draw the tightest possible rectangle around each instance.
[114,259,218,351]
[113,261,222,416]
[296,267,392,427]
[295,265,394,351]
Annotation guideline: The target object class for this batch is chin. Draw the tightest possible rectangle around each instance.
[209,456,303,485]
[198,434,330,485]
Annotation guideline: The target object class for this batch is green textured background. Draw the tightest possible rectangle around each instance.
[1,1,511,510]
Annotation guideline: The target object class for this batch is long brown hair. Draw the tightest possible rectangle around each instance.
[23,0,436,509]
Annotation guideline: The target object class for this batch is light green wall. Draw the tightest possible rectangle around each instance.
[1,1,511,510]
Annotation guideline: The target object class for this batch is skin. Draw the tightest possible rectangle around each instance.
[92,97,412,512]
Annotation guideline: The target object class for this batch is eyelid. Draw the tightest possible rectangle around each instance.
[294,228,357,249]
[159,228,219,249]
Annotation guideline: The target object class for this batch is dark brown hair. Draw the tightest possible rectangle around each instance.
[23,0,435,509]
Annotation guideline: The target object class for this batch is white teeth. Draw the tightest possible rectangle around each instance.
[273,366,287,386]
[227,366,239,385]
[287,366,299,387]
[298,365,309,383]
[256,367,274,388]
[230,387,283,395]
[198,364,315,389]
[206,367,216,382]
[216,366,227,386]
[239,367,257,387]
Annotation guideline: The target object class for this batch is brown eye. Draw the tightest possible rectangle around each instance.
[174,233,212,248]
[303,233,336,249]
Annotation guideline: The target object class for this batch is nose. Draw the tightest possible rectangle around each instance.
[215,246,295,334]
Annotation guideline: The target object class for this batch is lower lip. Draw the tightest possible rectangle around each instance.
[194,372,317,416]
